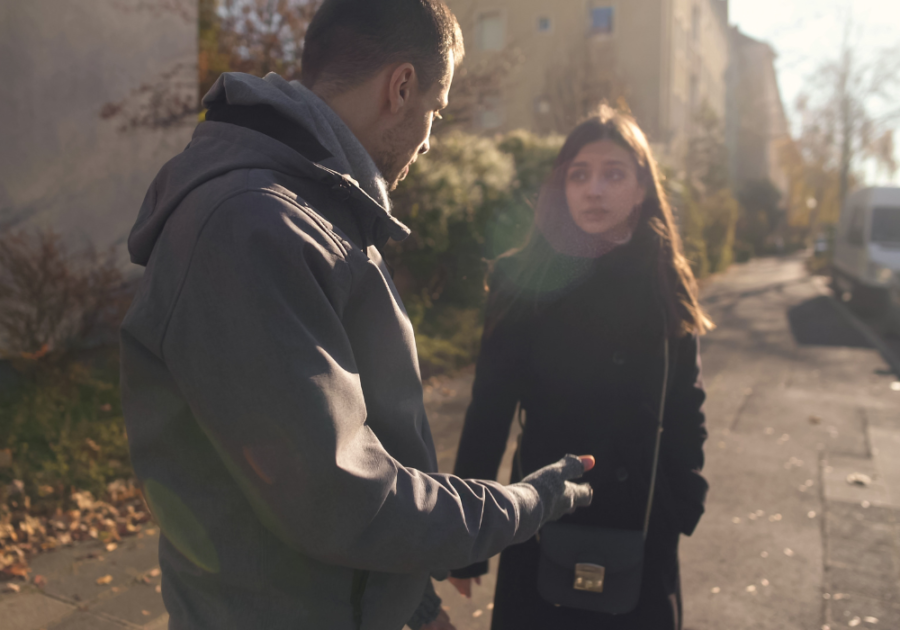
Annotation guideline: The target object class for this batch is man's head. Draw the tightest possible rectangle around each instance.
[301,0,464,190]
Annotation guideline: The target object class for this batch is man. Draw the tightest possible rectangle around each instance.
[121,1,593,628]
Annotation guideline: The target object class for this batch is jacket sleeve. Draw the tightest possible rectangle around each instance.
[660,333,709,536]
[160,193,544,574]
[450,270,528,578]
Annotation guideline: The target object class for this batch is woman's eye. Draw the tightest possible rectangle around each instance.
[606,169,625,182]
[568,170,589,182]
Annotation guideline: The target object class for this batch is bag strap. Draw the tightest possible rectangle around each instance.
[643,333,669,537]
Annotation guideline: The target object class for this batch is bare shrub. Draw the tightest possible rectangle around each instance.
[0,229,131,361]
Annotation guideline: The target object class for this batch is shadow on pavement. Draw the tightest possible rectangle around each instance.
[787,296,873,348]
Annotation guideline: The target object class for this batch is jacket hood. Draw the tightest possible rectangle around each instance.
[128,74,409,266]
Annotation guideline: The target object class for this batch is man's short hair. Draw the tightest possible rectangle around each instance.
[300,0,464,95]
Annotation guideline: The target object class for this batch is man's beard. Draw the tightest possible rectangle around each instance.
[375,111,418,191]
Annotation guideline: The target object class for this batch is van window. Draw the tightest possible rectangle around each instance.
[846,205,866,245]
[871,207,900,246]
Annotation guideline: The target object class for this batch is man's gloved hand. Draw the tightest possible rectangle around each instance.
[517,454,594,525]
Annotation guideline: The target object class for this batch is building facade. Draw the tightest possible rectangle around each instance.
[727,27,792,202]
[0,0,197,261]
[445,0,731,173]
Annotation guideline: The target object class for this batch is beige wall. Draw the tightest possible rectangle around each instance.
[730,29,791,202]
[446,0,730,173]
[662,0,729,171]
[0,0,197,260]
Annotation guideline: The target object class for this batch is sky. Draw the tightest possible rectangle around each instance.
[729,0,900,184]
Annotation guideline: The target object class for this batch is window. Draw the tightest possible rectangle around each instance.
[590,7,614,34]
[478,92,503,129]
[847,205,866,246]
[871,207,900,245]
[537,16,552,33]
[691,5,701,42]
[476,11,505,51]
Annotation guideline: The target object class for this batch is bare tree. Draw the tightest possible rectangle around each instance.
[536,39,630,135]
[796,23,900,202]
[100,0,199,131]
[200,0,323,99]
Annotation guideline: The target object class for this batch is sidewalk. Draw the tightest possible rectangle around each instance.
[2,529,166,630]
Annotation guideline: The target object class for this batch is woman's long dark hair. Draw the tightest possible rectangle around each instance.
[491,104,713,338]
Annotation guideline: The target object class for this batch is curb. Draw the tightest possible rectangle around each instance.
[826,294,900,377]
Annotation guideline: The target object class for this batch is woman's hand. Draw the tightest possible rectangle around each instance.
[448,576,481,598]
[421,609,456,630]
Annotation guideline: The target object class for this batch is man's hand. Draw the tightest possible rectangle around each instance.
[421,608,455,630]
[448,575,481,598]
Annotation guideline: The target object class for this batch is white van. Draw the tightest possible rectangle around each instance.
[832,186,900,313]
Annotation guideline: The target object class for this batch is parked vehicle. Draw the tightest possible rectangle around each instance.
[832,186,900,314]
[886,275,900,338]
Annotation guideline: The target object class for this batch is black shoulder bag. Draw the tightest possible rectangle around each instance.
[517,335,670,615]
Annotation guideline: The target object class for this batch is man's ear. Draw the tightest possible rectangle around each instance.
[388,63,417,115]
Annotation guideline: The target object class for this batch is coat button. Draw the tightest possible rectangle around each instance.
[612,352,625,366]
[615,467,629,482]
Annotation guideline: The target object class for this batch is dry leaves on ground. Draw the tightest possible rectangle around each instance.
[1,479,152,582]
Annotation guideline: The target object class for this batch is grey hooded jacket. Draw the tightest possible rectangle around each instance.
[120,73,581,630]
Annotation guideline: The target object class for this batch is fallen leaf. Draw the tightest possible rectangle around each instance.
[808,511,817,519]
[711,586,721,594]
[761,579,770,586]
[732,517,741,524]
[85,439,101,453]
[784,548,794,557]
[3,583,20,593]
[473,610,483,618]
[487,603,494,610]
[833,593,847,600]
[155,584,161,593]
[861,501,871,509]
[96,575,113,585]
[105,543,117,552]
[864,617,878,624]
[890,382,900,391]
[847,473,872,487]
[32,575,46,588]
[746,585,757,593]
[761,551,769,558]
[149,568,161,577]
[849,617,861,627]
[142,610,151,616]
[769,514,783,522]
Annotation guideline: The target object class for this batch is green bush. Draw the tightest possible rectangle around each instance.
[702,189,740,273]
[388,130,563,374]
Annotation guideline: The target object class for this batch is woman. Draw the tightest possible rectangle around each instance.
[448,105,711,630]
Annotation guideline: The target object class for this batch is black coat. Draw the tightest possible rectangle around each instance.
[451,226,709,629]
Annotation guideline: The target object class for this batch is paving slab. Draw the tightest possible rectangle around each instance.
[0,591,75,630]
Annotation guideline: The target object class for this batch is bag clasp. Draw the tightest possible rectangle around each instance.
[573,563,605,593]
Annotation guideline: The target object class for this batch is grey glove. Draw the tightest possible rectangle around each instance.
[518,454,593,525]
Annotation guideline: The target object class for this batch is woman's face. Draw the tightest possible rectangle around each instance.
[564,139,647,235]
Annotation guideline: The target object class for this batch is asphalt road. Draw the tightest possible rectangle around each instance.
[4,255,899,630]
[428,255,900,630]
